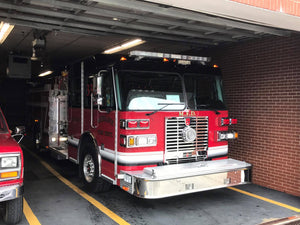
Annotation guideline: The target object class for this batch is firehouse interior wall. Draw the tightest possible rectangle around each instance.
[209,33,300,196]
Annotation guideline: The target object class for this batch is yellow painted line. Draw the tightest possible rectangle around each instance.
[228,187,300,213]
[25,148,130,225]
[23,198,41,225]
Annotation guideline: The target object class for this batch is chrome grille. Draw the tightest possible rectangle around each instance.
[165,117,208,164]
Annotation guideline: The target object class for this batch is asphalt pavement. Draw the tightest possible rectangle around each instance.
[0,140,299,225]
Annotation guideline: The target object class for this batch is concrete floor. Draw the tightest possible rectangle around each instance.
[0,142,299,225]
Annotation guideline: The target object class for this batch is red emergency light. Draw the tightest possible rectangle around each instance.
[139,120,149,128]
[230,118,237,125]
[221,118,237,126]
[127,120,138,128]
[121,119,150,129]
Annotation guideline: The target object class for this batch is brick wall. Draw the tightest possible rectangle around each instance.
[230,0,300,17]
[211,34,300,196]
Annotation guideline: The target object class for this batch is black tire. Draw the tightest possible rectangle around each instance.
[3,197,23,225]
[81,144,112,193]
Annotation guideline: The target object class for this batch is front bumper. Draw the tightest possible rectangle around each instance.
[0,184,24,202]
[120,158,251,199]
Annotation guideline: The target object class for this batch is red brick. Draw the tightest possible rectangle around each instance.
[208,34,300,196]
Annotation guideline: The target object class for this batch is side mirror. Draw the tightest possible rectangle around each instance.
[93,70,106,106]
[12,126,26,143]
[15,126,25,134]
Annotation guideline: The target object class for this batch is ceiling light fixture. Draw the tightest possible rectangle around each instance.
[38,70,53,77]
[0,22,14,44]
[103,39,145,54]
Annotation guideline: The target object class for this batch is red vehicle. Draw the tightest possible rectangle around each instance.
[29,51,251,198]
[0,108,24,224]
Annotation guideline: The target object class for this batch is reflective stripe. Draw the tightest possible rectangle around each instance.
[68,136,163,164]
[100,147,164,164]
[207,145,228,158]
[72,137,227,163]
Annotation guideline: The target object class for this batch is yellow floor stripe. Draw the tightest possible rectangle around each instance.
[23,198,41,225]
[25,148,130,225]
[228,187,300,213]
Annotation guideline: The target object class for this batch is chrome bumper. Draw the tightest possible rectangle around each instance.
[120,158,251,199]
[0,184,24,202]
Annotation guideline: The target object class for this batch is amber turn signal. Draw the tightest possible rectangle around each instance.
[0,171,18,179]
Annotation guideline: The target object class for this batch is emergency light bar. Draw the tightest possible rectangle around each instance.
[129,51,211,62]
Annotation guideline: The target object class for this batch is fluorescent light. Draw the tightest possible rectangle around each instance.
[121,39,144,48]
[105,46,122,54]
[38,70,53,77]
[103,39,145,54]
[0,22,14,44]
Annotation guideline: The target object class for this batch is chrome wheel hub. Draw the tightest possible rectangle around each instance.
[83,154,95,183]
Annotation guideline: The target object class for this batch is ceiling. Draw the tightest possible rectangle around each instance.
[0,0,292,66]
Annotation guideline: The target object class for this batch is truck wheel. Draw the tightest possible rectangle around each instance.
[3,197,23,225]
[81,146,111,193]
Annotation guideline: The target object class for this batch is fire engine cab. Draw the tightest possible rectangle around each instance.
[29,51,251,198]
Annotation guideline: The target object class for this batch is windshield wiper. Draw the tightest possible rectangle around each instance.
[146,102,185,116]
[196,104,220,115]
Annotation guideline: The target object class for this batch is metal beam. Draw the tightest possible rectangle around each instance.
[0,1,232,42]
[0,14,216,46]
[28,0,261,38]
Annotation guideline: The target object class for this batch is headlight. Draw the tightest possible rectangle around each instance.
[123,134,157,148]
[218,131,238,141]
[59,137,68,142]
[1,156,18,168]
[0,154,21,180]
[51,136,68,142]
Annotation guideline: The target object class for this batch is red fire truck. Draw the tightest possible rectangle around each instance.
[29,51,251,198]
[0,107,24,224]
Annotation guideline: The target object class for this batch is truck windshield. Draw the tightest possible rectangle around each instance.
[117,71,185,111]
[184,73,226,110]
[0,111,8,133]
